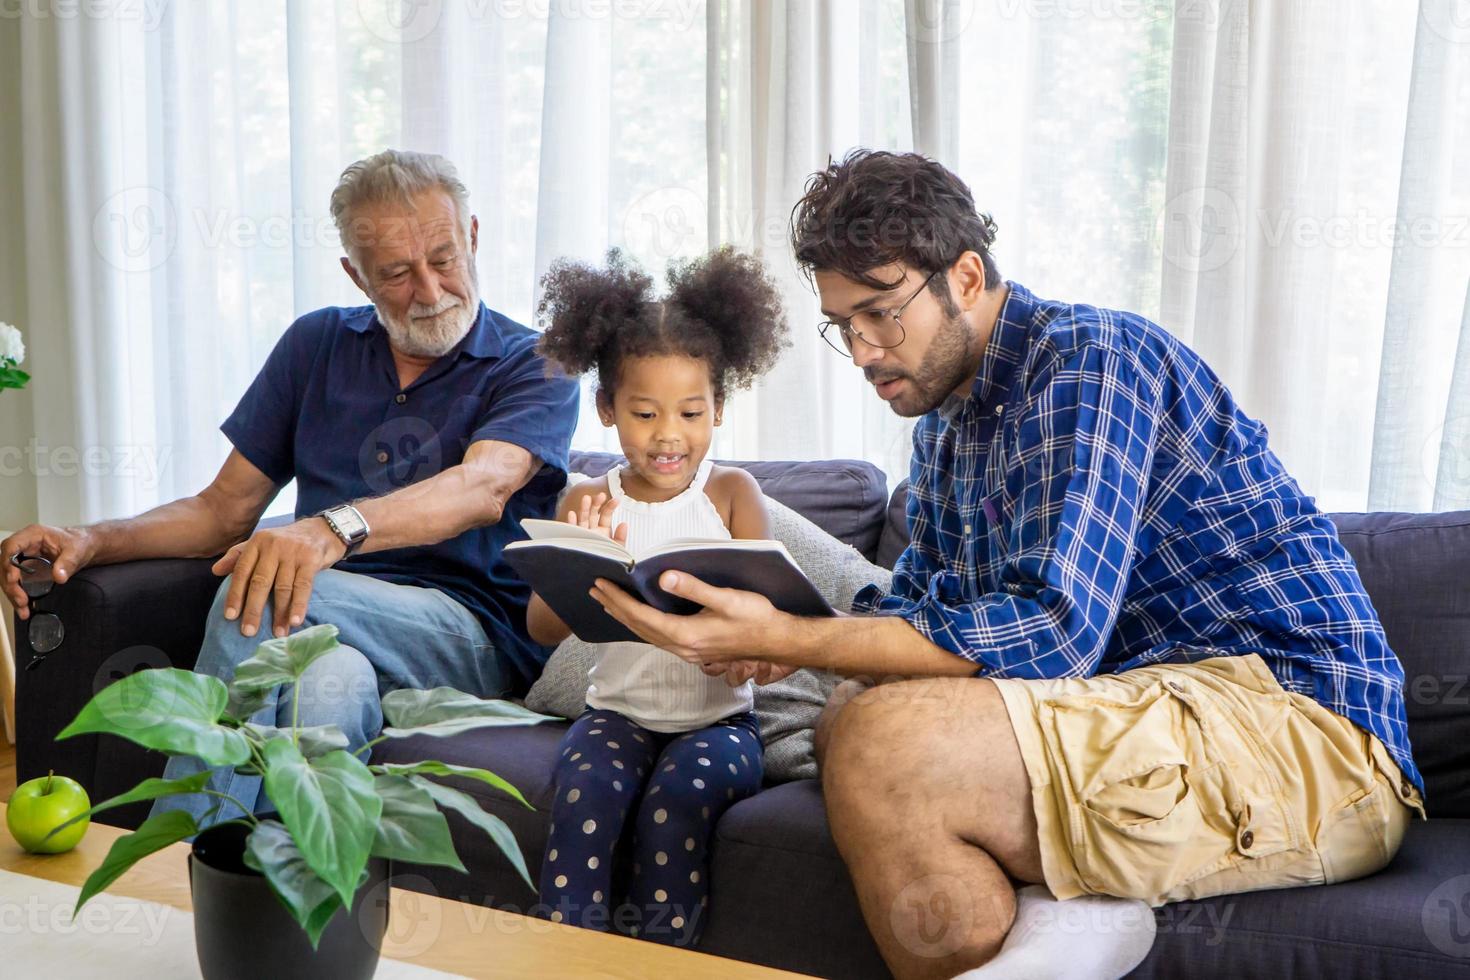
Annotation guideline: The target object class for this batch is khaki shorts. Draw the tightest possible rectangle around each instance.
[993,653,1424,907]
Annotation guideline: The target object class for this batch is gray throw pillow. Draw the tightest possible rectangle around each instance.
[522,475,893,782]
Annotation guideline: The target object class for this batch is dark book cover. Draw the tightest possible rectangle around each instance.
[505,542,835,645]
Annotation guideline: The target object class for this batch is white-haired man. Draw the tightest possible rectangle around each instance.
[2,150,580,827]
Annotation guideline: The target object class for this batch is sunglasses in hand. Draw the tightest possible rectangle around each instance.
[10,553,65,666]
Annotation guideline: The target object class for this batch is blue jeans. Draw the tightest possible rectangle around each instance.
[149,568,511,829]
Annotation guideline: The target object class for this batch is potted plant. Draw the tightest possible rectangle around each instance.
[0,321,28,392]
[47,624,556,979]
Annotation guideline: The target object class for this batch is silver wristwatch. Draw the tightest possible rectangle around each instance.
[319,504,370,557]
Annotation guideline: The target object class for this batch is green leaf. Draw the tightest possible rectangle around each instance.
[232,624,342,693]
[0,366,28,389]
[261,740,382,910]
[370,774,465,871]
[374,760,533,810]
[408,776,535,893]
[44,771,213,842]
[74,810,199,914]
[243,819,347,950]
[243,722,349,759]
[379,687,558,739]
[226,682,270,722]
[58,668,251,767]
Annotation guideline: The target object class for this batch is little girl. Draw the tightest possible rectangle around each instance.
[527,246,789,947]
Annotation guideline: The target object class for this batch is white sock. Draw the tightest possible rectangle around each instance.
[952,885,1157,980]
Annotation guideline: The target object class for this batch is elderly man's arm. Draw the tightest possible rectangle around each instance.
[216,439,541,638]
[0,449,278,619]
[349,439,536,551]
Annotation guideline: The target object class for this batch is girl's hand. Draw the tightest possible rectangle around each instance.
[566,492,629,544]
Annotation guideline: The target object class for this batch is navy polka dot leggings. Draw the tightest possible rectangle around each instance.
[537,707,764,947]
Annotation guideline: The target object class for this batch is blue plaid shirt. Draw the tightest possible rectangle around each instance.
[854,281,1421,791]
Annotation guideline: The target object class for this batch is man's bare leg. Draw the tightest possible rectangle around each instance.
[819,677,1044,980]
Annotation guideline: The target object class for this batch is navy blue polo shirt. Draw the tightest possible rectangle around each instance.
[221,302,579,693]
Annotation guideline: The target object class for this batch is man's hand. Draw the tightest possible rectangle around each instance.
[0,525,97,620]
[590,570,792,668]
[212,517,346,638]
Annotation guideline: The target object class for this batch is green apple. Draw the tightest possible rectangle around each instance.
[7,770,91,853]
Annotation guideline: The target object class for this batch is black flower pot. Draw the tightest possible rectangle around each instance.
[188,821,390,980]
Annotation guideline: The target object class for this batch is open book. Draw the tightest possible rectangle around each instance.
[505,518,836,644]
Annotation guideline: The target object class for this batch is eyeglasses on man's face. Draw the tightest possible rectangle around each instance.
[817,268,943,356]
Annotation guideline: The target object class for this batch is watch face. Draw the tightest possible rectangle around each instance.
[328,507,366,540]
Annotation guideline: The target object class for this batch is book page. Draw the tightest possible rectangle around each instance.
[641,537,794,563]
[517,519,634,557]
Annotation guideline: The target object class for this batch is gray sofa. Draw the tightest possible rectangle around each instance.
[14,454,1470,978]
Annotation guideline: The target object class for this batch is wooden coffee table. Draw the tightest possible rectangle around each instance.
[0,802,811,978]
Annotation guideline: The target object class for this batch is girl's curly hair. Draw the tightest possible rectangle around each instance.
[536,246,789,401]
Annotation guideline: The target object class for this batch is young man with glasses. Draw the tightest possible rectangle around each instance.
[589,150,1421,980]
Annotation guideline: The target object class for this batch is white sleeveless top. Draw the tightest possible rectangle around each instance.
[584,458,755,732]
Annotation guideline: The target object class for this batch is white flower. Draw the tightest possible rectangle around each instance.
[0,322,23,366]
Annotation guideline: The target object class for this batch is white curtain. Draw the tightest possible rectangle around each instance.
[1367,1,1470,512]
[711,0,917,476]
[1148,0,1470,513]
[7,0,1469,526]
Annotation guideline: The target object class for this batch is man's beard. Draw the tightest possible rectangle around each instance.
[375,274,479,359]
[866,309,976,418]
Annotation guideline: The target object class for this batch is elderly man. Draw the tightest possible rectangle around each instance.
[1,149,579,827]
[589,151,1421,980]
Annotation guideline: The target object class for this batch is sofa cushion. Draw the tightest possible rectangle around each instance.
[569,451,890,560]
[1328,511,1470,819]
[877,479,910,570]
[369,720,571,911]
[1132,818,1470,978]
[373,723,568,811]
[702,780,888,979]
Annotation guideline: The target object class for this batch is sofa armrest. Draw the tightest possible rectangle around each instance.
[14,558,222,824]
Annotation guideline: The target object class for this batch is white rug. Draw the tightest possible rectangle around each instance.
[0,867,467,979]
